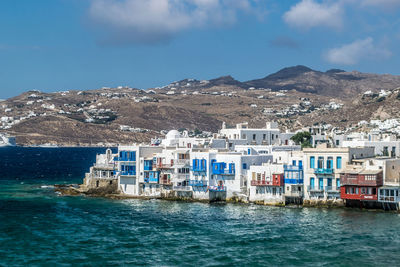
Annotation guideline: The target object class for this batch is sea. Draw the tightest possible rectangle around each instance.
[1,147,400,266]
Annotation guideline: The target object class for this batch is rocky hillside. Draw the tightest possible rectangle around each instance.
[0,66,400,146]
[163,66,400,98]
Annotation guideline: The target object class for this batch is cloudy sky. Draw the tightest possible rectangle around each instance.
[0,0,399,98]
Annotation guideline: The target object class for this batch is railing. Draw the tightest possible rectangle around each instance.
[94,163,115,169]
[378,196,397,202]
[189,180,208,187]
[114,156,135,162]
[314,168,334,174]
[175,159,190,165]
[212,170,235,175]
[174,174,190,181]
[144,177,159,183]
[208,186,226,192]
[120,171,136,176]
[159,179,172,185]
[154,163,174,169]
[325,186,340,192]
[284,179,304,184]
[307,185,324,192]
[191,167,207,172]
[173,186,192,191]
[251,180,273,186]
[284,165,303,171]
[341,176,381,186]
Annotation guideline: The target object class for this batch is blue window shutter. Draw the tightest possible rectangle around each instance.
[310,156,315,168]
[337,157,342,169]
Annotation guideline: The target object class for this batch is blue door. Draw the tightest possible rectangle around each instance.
[310,178,315,189]
[336,179,340,189]
[319,178,323,190]
[299,160,303,169]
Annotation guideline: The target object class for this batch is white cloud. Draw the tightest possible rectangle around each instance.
[324,37,392,65]
[283,0,343,30]
[89,0,266,44]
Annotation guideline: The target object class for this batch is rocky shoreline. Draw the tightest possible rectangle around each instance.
[54,184,349,209]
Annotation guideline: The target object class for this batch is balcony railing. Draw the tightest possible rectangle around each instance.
[284,178,304,184]
[174,174,190,181]
[154,163,174,169]
[175,159,190,165]
[160,179,172,185]
[120,171,136,176]
[251,180,273,186]
[208,186,226,192]
[189,180,208,187]
[284,165,303,171]
[191,167,207,172]
[212,170,235,175]
[325,186,340,192]
[307,185,324,192]
[314,168,334,175]
[378,196,397,203]
[144,177,159,183]
[114,156,135,162]
[173,186,192,191]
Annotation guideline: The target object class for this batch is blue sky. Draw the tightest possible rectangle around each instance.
[0,0,400,98]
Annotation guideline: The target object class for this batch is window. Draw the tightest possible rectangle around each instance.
[292,160,296,166]
[253,134,256,140]
[242,163,247,170]
[310,156,315,168]
[336,157,342,169]
[327,157,333,169]
[272,134,274,140]
[336,140,339,146]
[318,157,324,169]
[242,134,246,139]
[248,149,251,155]
[365,175,376,181]
[263,134,266,140]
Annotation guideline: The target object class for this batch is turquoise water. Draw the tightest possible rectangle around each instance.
[1,147,400,266]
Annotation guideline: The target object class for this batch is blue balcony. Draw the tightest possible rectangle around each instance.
[284,178,304,184]
[191,166,207,172]
[144,177,159,183]
[314,168,334,175]
[189,180,208,187]
[212,169,235,175]
[209,186,226,192]
[114,151,136,162]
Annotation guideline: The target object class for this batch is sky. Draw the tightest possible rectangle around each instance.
[0,0,400,98]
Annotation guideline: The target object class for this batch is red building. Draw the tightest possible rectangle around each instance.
[340,169,383,201]
[251,173,284,186]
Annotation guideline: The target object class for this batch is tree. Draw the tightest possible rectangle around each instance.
[291,131,312,148]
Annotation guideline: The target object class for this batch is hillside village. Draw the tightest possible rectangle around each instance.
[1,66,400,146]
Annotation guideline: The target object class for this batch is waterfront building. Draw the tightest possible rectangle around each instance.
[303,144,374,203]
[248,163,284,205]
[83,148,118,191]
[283,153,304,204]
[116,145,163,196]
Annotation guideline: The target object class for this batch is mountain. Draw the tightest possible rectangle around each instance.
[244,65,400,97]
